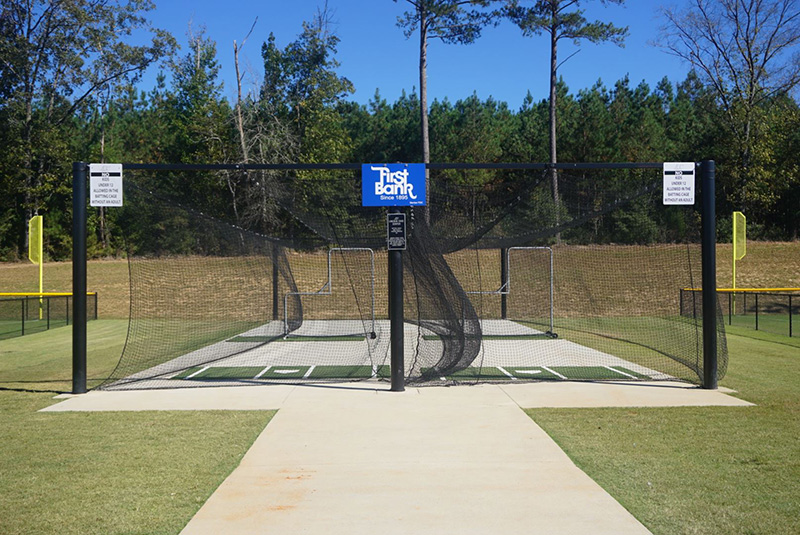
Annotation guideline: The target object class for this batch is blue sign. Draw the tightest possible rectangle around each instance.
[362,163,426,206]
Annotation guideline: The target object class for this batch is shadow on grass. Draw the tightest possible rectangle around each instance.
[0,377,110,394]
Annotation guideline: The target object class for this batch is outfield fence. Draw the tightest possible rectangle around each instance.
[681,288,799,337]
[0,293,98,340]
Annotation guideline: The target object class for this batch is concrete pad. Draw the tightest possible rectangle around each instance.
[180,385,651,535]
[42,380,753,412]
[41,384,299,412]
[500,381,754,408]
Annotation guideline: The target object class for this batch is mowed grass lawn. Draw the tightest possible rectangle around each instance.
[0,324,274,535]
[529,326,800,534]
[0,325,798,533]
[1,243,798,534]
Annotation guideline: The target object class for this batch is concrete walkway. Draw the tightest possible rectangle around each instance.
[46,382,751,534]
[180,384,652,535]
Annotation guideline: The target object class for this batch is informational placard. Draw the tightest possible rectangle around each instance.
[362,163,426,206]
[387,213,407,250]
[89,163,123,207]
[662,162,695,205]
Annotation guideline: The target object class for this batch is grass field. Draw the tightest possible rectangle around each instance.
[1,241,796,385]
[528,325,800,534]
[1,242,798,322]
[728,312,797,338]
[0,392,273,535]
[0,320,127,390]
[0,259,130,318]
[0,323,275,535]
[0,242,798,533]
[0,319,798,533]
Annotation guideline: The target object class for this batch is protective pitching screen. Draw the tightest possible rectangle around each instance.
[97,165,727,389]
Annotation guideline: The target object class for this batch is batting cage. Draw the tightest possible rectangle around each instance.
[70,162,726,391]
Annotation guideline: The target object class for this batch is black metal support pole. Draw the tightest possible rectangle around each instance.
[700,160,718,390]
[500,248,508,319]
[755,294,760,331]
[728,293,732,325]
[389,248,405,391]
[789,295,793,337]
[388,209,405,392]
[72,162,88,394]
[387,255,392,321]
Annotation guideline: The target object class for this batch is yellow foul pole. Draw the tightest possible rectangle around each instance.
[732,212,746,314]
[28,216,43,319]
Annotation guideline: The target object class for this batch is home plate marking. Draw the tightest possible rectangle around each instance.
[274,369,302,375]
[516,369,543,375]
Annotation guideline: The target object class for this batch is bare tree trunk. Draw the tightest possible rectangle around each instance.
[98,105,110,250]
[23,85,34,254]
[419,5,431,224]
[549,20,561,243]
[231,40,247,223]
[741,114,752,210]
[420,12,430,166]
[99,126,108,249]
[231,19,257,224]
[234,40,249,164]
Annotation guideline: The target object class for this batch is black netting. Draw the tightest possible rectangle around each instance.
[97,165,727,390]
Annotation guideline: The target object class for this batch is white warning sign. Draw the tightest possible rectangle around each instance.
[89,163,123,207]
[663,162,695,205]
[387,213,407,250]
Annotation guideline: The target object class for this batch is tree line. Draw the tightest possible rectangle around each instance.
[1,1,799,262]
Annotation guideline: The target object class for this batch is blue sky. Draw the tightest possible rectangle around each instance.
[140,1,691,109]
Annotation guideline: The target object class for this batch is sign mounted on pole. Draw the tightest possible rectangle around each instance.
[387,213,407,250]
[362,163,426,206]
[89,163,123,207]
[662,162,695,205]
